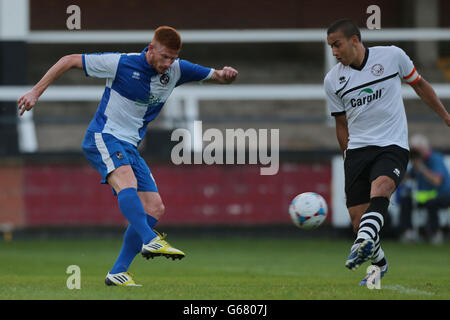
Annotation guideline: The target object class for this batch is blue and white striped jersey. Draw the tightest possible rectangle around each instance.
[82,47,214,146]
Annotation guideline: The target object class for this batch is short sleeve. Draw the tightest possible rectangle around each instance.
[82,53,121,78]
[324,74,346,116]
[393,46,421,85]
[176,59,214,86]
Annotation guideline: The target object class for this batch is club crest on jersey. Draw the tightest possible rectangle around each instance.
[160,73,170,85]
[116,152,124,160]
[339,76,346,84]
[371,64,384,76]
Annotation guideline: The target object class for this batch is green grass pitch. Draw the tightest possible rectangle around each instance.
[0,235,449,300]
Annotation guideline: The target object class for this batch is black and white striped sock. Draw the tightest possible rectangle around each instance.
[371,233,386,265]
[355,211,384,242]
[354,197,389,246]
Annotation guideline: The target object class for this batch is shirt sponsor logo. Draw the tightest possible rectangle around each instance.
[136,93,162,107]
[350,87,383,107]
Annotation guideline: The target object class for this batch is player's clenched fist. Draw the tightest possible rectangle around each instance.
[221,66,238,82]
[17,90,39,116]
[212,66,238,84]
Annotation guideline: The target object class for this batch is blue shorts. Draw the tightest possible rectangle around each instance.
[81,131,158,194]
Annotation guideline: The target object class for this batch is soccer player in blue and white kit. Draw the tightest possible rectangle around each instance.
[324,19,450,286]
[18,26,238,286]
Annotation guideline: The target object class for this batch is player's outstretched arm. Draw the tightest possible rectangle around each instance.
[207,66,238,84]
[411,77,450,127]
[17,54,83,116]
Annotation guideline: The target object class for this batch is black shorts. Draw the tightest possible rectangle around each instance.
[344,144,409,208]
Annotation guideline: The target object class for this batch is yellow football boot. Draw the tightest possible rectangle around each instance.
[141,231,185,260]
[105,272,142,287]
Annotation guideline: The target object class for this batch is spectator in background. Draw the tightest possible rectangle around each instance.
[398,134,450,245]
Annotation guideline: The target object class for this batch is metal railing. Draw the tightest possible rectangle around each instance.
[1,28,450,152]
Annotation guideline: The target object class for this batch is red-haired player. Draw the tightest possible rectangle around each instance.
[18,26,238,287]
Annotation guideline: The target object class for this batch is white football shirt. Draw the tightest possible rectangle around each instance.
[324,45,420,151]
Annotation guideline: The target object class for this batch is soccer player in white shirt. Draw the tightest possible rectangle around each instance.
[324,19,450,285]
[18,26,238,287]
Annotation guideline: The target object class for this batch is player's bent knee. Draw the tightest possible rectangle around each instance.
[153,203,165,219]
[371,176,396,198]
[144,202,165,219]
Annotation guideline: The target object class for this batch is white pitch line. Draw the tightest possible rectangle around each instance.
[382,284,434,296]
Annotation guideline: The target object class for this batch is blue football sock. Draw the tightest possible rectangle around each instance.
[117,188,156,244]
[147,215,158,229]
[110,212,159,274]
[110,225,141,274]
